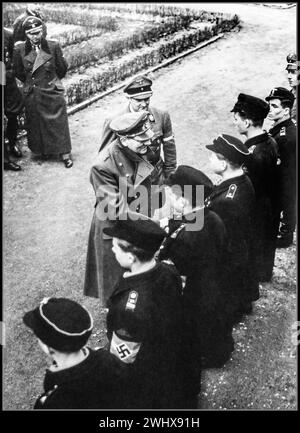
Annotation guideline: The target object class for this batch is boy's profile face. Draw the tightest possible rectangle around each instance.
[209,151,226,175]
[112,237,133,269]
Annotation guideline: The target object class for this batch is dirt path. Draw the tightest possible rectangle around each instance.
[3,4,297,410]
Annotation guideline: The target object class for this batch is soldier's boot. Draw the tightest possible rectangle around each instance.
[7,116,22,158]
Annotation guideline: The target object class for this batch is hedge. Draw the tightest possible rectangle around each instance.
[63,16,196,71]
[65,17,239,106]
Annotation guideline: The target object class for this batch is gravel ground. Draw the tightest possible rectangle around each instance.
[3,4,297,410]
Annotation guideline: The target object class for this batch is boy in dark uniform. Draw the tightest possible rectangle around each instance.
[23,297,125,409]
[103,214,187,408]
[266,87,296,248]
[157,165,234,369]
[206,134,258,320]
[231,94,280,282]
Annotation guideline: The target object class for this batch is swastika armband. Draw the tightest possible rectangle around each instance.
[125,291,138,311]
[110,331,141,364]
[226,184,237,199]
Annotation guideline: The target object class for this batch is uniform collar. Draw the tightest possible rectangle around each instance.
[210,174,247,195]
[109,263,162,298]
[245,131,269,148]
[269,118,293,136]
[43,348,93,390]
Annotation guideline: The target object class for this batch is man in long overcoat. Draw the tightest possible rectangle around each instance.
[84,111,155,305]
[13,16,73,168]
[4,27,23,170]
[99,75,177,185]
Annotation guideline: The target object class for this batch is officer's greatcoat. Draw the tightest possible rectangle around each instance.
[4,28,23,116]
[13,38,71,155]
[99,105,176,184]
[84,139,154,304]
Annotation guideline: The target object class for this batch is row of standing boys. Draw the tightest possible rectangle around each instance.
[14,9,297,408]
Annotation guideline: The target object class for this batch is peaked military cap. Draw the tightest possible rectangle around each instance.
[103,212,165,253]
[167,165,213,199]
[206,134,250,165]
[123,75,153,99]
[23,297,93,352]
[23,16,43,34]
[110,111,152,138]
[286,52,298,71]
[231,93,270,120]
[265,87,295,105]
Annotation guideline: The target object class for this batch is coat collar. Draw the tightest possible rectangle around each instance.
[245,131,269,148]
[209,174,247,198]
[109,263,161,298]
[269,118,293,136]
[32,49,52,74]
[110,140,154,188]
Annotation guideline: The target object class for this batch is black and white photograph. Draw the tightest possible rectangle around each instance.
[2,1,297,414]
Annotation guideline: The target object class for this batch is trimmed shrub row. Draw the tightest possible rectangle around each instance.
[74,3,233,21]
[39,5,118,30]
[64,16,196,72]
[65,17,239,106]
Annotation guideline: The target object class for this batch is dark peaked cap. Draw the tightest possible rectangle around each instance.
[231,93,270,120]
[103,212,166,254]
[23,297,93,352]
[123,75,153,99]
[206,134,250,165]
[265,87,295,104]
[167,165,213,199]
[23,16,43,33]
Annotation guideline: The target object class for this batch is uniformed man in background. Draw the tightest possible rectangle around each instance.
[285,53,298,124]
[231,93,280,282]
[99,75,177,185]
[3,27,23,170]
[84,111,155,305]
[266,87,296,248]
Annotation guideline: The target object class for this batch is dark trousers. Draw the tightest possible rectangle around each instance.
[5,114,18,145]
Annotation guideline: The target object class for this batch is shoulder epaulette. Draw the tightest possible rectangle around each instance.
[226,184,237,199]
[280,127,286,136]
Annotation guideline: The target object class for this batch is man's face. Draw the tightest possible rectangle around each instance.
[233,112,248,135]
[129,96,151,112]
[121,128,154,155]
[27,30,43,46]
[112,238,132,269]
[287,68,298,88]
[267,98,289,122]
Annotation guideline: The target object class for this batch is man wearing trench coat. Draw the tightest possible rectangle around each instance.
[84,111,155,305]
[13,16,72,166]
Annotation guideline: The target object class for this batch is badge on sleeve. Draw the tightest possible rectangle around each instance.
[125,291,138,311]
[280,127,286,136]
[226,184,237,199]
